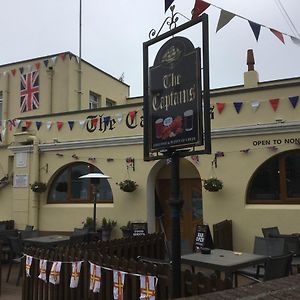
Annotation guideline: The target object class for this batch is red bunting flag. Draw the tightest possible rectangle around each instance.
[192,0,210,19]
[216,102,225,114]
[128,111,137,121]
[25,120,32,129]
[35,63,41,70]
[270,29,285,44]
[60,53,66,61]
[91,117,98,127]
[269,98,279,111]
[57,121,63,130]
[11,69,16,76]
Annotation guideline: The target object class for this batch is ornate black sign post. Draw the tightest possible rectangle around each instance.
[143,8,210,298]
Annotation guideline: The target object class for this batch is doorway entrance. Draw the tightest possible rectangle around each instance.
[156,178,203,249]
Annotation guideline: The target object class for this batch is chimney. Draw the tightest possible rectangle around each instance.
[244,49,259,88]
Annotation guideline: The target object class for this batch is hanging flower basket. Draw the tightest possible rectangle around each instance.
[0,176,9,189]
[30,181,47,193]
[203,177,223,192]
[117,179,138,192]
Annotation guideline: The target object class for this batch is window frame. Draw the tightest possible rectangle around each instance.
[47,162,113,204]
[105,98,116,107]
[247,150,300,204]
[89,92,101,109]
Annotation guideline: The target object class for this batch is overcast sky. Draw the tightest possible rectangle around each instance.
[0,0,299,97]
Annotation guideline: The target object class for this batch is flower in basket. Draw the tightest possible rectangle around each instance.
[0,176,9,188]
[117,179,138,192]
[203,177,223,192]
[30,181,47,193]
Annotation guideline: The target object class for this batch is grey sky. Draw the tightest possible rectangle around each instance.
[0,0,299,97]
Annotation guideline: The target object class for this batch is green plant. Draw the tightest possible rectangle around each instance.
[120,221,132,231]
[203,177,223,192]
[117,179,138,192]
[82,217,95,231]
[101,217,117,230]
[30,181,47,193]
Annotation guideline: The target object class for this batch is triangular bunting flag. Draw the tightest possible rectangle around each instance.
[49,261,62,285]
[79,120,86,129]
[70,261,82,288]
[113,270,125,300]
[60,53,66,61]
[36,121,42,130]
[91,118,98,127]
[19,67,24,74]
[129,111,137,121]
[11,69,16,76]
[270,28,285,44]
[165,0,174,12]
[47,121,53,130]
[51,56,57,65]
[216,102,225,114]
[249,21,261,41]
[27,64,32,72]
[25,120,32,129]
[15,119,22,128]
[192,0,210,20]
[69,53,73,60]
[43,60,49,67]
[288,96,299,108]
[251,100,260,112]
[103,116,110,126]
[116,112,123,123]
[38,259,47,282]
[291,36,300,46]
[35,62,41,70]
[216,10,235,32]
[57,121,63,130]
[68,121,75,130]
[233,102,243,113]
[269,98,279,111]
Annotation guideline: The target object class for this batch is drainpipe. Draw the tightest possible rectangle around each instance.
[27,136,40,229]
[2,73,9,144]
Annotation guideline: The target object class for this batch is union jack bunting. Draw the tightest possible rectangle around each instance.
[20,71,39,112]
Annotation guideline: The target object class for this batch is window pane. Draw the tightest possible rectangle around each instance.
[71,164,90,200]
[48,169,68,202]
[249,158,280,200]
[286,153,300,198]
[95,180,113,202]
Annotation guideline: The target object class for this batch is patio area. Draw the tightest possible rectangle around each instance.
[1,263,22,300]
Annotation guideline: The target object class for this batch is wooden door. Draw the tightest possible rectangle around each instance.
[157,178,203,248]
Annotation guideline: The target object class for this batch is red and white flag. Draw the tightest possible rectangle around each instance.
[89,262,101,293]
[192,0,210,19]
[38,259,47,282]
[140,275,157,299]
[113,270,125,300]
[25,255,33,277]
[49,261,62,285]
[70,261,82,288]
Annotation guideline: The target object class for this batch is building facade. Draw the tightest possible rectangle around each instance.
[0,51,299,252]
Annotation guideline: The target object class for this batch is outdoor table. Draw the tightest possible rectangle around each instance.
[181,248,267,283]
[23,235,70,248]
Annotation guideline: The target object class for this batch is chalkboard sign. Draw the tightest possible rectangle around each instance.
[193,224,214,251]
[131,223,148,236]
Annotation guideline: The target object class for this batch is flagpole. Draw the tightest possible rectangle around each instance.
[78,0,82,109]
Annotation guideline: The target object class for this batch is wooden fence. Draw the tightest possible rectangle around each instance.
[22,233,231,299]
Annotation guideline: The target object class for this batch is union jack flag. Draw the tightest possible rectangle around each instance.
[20,71,39,112]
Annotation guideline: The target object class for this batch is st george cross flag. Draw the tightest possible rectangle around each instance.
[38,259,48,282]
[89,262,101,293]
[49,261,62,285]
[113,270,125,300]
[25,255,33,277]
[140,275,157,299]
[70,261,82,288]
[20,71,39,113]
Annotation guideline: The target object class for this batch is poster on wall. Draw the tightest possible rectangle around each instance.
[16,152,28,168]
[13,174,29,188]
[148,36,203,152]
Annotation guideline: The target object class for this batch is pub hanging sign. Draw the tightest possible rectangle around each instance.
[149,36,203,151]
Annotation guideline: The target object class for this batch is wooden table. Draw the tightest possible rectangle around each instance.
[181,249,267,281]
[23,235,70,248]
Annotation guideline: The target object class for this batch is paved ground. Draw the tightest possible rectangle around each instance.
[1,263,22,300]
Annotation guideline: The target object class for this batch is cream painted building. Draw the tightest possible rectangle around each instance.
[0,51,300,252]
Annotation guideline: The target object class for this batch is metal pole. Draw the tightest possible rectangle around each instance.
[78,0,82,109]
[169,151,183,298]
[92,185,96,232]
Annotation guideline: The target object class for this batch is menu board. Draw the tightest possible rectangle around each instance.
[193,224,214,251]
[131,223,148,236]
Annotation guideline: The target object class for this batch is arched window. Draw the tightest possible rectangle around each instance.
[247,150,300,204]
[48,162,113,204]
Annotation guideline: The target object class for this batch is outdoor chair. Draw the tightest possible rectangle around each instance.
[19,229,39,240]
[6,236,24,285]
[24,225,34,231]
[234,236,286,286]
[237,252,293,284]
[262,226,280,238]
